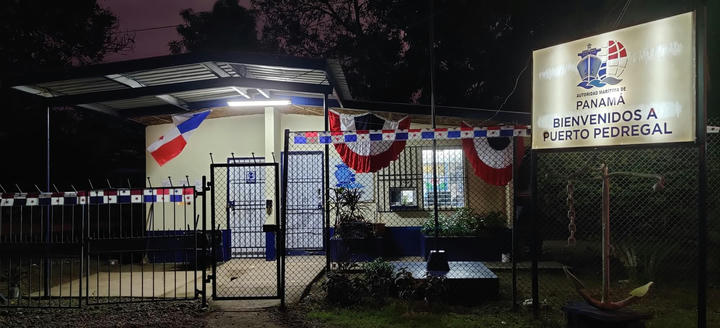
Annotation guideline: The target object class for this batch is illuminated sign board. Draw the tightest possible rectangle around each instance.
[532,12,695,149]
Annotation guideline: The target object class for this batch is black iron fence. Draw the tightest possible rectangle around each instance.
[0,186,206,308]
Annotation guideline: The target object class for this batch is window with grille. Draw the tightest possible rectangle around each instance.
[422,148,465,209]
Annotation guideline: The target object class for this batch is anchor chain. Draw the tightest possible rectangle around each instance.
[567,180,577,247]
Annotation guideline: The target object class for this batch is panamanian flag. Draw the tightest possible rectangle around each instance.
[147,110,211,166]
[328,110,411,173]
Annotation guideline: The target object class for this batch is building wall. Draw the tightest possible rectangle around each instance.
[145,112,325,231]
[145,112,510,235]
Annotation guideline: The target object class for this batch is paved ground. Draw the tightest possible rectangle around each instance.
[31,263,201,299]
[2,256,326,327]
[26,255,324,304]
[215,256,325,303]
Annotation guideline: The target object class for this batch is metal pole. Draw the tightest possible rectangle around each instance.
[210,168,217,299]
[429,0,439,242]
[280,129,290,309]
[44,105,51,297]
[530,150,539,317]
[511,136,519,310]
[201,175,207,307]
[323,93,331,273]
[601,164,610,304]
[695,5,708,328]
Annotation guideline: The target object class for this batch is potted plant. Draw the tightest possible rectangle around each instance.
[421,208,511,261]
[329,187,382,262]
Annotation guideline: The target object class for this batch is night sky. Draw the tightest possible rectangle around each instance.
[101,0,249,62]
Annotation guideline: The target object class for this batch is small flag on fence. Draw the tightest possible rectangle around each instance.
[104,190,118,204]
[131,189,143,203]
[118,189,131,203]
[183,188,194,205]
[52,192,64,205]
[144,189,156,203]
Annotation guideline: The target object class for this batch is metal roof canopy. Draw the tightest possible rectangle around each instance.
[10,51,346,120]
[10,50,530,125]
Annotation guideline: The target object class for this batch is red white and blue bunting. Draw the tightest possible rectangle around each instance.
[291,126,531,145]
[327,110,412,173]
[0,188,195,207]
[460,123,525,186]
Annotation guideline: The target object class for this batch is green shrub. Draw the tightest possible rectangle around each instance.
[422,208,508,236]
[393,268,416,301]
[363,258,395,303]
[325,271,363,306]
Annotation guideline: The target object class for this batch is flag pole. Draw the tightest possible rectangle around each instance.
[426,0,448,271]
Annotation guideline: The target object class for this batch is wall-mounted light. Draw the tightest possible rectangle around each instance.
[227,99,291,107]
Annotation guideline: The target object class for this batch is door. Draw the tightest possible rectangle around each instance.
[228,158,266,258]
[285,152,324,251]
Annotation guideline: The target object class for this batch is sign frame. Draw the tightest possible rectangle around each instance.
[530,11,700,152]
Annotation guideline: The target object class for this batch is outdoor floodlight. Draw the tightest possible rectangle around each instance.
[227,100,291,107]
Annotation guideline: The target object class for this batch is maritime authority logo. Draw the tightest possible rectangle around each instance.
[577,40,627,89]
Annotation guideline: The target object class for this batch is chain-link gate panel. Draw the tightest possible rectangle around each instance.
[211,163,281,300]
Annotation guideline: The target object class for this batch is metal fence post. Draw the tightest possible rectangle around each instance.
[210,168,217,300]
[695,5,708,328]
[511,136,519,310]
[530,149,539,317]
[201,175,208,307]
[280,129,290,309]
[323,93,331,273]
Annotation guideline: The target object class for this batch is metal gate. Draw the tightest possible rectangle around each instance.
[285,151,324,251]
[210,162,283,300]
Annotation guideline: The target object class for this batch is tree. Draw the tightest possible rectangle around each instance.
[0,0,139,188]
[169,0,260,54]
[0,0,133,75]
[254,0,702,111]
[253,0,414,102]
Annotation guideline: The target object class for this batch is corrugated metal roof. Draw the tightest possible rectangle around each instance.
[125,63,218,86]
[170,87,240,103]
[34,77,130,96]
[97,95,168,110]
[10,52,341,121]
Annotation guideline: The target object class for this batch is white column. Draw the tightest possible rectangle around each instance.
[264,106,281,226]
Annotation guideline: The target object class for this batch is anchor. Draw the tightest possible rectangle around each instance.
[563,163,663,310]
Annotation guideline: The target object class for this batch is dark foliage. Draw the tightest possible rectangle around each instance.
[169,0,260,54]
[0,1,141,190]
[331,188,374,239]
[362,258,395,303]
[422,207,508,237]
[325,270,363,306]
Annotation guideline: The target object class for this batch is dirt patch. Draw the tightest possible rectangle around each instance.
[204,299,316,328]
[0,300,207,328]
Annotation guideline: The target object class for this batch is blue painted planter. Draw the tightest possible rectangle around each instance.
[422,229,511,261]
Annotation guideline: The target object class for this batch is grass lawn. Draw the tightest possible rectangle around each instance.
[307,301,562,328]
[303,271,719,328]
